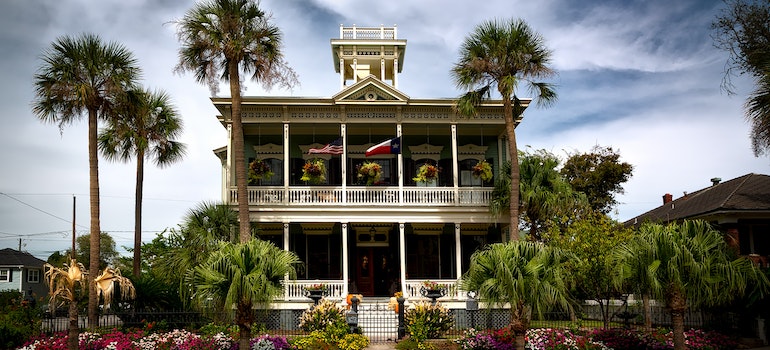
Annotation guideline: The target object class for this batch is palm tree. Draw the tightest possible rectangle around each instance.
[460,241,573,349]
[190,239,300,350]
[452,18,557,241]
[98,88,186,277]
[613,220,770,350]
[158,201,239,292]
[490,151,586,240]
[175,0,298,243]
[32,33,141,328]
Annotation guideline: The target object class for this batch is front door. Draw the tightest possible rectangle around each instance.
[355,247,395,297]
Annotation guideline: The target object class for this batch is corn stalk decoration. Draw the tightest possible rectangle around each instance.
[44,259,86,350]
[94,267,136,310]
[43,259,135,350]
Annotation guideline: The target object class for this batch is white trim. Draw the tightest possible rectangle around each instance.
[0,268,9,282]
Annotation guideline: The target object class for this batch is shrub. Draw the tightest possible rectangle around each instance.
[298,298,349,342]
[525,328,610,350]
[588,328,738,350]
[250,334,292,350]
[404,302,453,341]
[338,333,370,350]
[0,290,41,349]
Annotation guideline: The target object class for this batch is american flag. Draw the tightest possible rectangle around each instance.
[308,138,344,155]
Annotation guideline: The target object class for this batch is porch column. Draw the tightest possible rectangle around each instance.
[397,123,403,203]
[455,224,462,280]
[399,223,406,294]
[225,125,232,203]
[451,124,459,204]
[283,123,290,203]
[341,124,347,204]
[342,223,349,296]
[283,223,290,300]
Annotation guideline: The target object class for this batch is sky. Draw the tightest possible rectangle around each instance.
[1,0,768,260]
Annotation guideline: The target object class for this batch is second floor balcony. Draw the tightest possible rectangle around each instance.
[229,185,493,207]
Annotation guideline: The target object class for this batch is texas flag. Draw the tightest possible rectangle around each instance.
[365,136,401,157]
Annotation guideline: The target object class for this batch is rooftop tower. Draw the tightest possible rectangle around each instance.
[331,24,407,91]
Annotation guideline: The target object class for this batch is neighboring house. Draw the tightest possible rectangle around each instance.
[0,248,47,302]
[212,25,525,305]
[625,173,770,267]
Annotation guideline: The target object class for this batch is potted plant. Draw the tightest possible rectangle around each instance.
[356,161,382,186]
[413,163,440,185]
[420,280,447,304]
[248,159,274,185]
[301,159,326,184]
[472,159,493,183]
[305,283,326,304]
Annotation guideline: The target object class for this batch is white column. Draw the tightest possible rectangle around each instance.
[399,223,406,295]
[455,224,462,280]
[353,58,358,84]
[284,124,290,203]
[342,223,349,296]
[226,125,232,203]
[451,125,459,204]
[284,223,290,300]
[339,49,345,90]
[381,57,385,82]
[397,123,403,203]
[393,55,398,89]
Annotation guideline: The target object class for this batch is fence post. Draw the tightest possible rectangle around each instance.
[346,296,359,334]
[397,296,406,339]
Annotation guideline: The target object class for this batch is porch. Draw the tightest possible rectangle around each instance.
[231,186,493,207]
[283,279,466,301]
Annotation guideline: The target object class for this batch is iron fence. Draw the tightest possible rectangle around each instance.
[40,301,753,343]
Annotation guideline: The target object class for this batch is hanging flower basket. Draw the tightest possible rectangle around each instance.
[356,161,382,186]
[472,160,493,183]
[301,159,326,184]
[413,163,440,183]
[248,159,274,185]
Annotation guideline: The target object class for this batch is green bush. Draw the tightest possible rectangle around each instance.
[404,302,453,341]
[0,290,41,349]
[299,298,349,342]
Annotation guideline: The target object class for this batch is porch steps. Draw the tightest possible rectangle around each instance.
[356,299,399,342]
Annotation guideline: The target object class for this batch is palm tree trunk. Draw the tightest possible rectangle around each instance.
[510,303,528,350]
[67,297,78,350]
[229,60,251,243]
[671,308,687,350]
[643,294,652,331]
[502,97,520,241]
[133,151,144,277]
[87,108,101,330]
[669,290,687,350]
[237,302,253,350]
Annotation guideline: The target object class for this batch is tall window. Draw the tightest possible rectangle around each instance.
[27,269,40,283]
[261,158,283,185]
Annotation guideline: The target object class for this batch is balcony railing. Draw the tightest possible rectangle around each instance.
[281,279,465,301]
[340,25,397,40]
[230,186,492,207]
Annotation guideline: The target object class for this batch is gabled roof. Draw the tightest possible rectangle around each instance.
[0,248,46,268]
[625,173,770,226]
[332,75,409,104]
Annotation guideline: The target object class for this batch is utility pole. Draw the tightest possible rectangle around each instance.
[71,195,76,259]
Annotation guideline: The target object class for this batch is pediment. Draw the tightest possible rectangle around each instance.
[333,75,409,104]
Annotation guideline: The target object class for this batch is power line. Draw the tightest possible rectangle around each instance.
[0,192,89,230]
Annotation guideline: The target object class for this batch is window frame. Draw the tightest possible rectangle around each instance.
[0,269,9,282]
[27,268,40,283]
